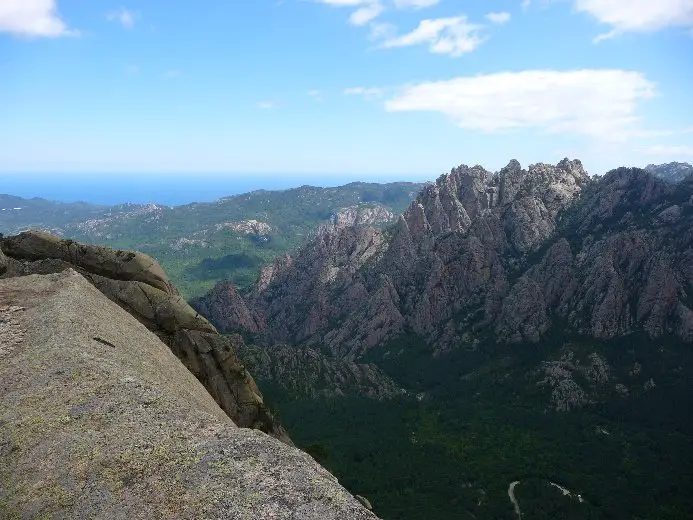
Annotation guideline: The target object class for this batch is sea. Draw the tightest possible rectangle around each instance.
[0,173,419,207]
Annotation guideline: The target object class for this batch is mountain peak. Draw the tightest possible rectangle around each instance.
[645,161,693,183]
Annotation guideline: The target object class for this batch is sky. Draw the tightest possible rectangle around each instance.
[1,0,693,200]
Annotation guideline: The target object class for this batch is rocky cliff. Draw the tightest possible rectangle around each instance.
[199,160,693,359]
[237,341,405,400]
[0,230,288,443]
[645,161,693,183]
[0,269,378,519]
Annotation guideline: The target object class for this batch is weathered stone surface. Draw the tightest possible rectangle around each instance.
[193,280,262,334]
[319,204,397,234]
[1,230,176,294]
[645,161,693,183]
[495,277,549,343]
[83,272,216,334]
[0,271,378,520]
[170,329,290,443]
[0,231,286,442]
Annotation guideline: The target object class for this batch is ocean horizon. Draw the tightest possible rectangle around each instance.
[0,173,426,206]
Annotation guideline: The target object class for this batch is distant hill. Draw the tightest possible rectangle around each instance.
[645,161,693,183]
[0,195,109,232]
[0,182,424,298]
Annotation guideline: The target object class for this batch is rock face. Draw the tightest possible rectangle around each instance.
[0,270,378,519]
[193,280,262,334]
[237,341,405,400]
[1,230,176,293]
[198,161,693,358]
[645,161,693,184]
[0,231,288,443]
[318,204,397,234]
[216,219,273,235]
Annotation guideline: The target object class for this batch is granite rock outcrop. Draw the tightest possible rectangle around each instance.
[0,231,288,442]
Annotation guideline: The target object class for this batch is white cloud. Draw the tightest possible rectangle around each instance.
[393,0,440,8]
[317,0,440,33]
[378,69,656,140]
[573,0,693,40]
[639,145,693,156]
[486,12,511,24]
[380,16,485,56]
[258,101,278,109]
[368,21,397,39]
[344,86,385,99]
[163,69,182,79]
[522,0,532,9]
[107,8,137,29]
[0,0,76,38]
[349,3,383,25]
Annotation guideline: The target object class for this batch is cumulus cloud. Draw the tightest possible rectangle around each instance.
[573,0,693,41]
[349,3,384,26]
[380,16,485,56]
[0,0,76,37]
[486,12,511,25]
[317,0,441,33]
[373,69,657,140]
[107,8,137,29]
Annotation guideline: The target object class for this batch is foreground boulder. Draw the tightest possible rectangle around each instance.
[0,231,288,442]
[1,230,176,293]
[0,270,378,519]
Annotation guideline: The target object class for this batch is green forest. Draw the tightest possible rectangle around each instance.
[254,330,693,520]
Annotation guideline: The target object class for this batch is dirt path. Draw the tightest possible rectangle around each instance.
[508,481,522,519]
[508,479,584,518]
[550,482,584,503]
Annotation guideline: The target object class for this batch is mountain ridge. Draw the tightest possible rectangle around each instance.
[205,160,693,354]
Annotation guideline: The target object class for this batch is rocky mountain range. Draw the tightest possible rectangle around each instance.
[203,159,693,356]
[188,159,693,519]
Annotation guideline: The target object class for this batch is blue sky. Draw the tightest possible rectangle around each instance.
[1,0,692,185]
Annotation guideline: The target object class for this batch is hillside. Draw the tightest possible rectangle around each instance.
[196,159,693,520]
[0,182,423,298]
